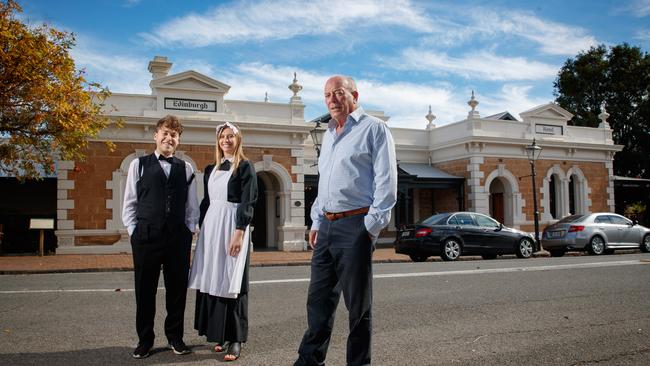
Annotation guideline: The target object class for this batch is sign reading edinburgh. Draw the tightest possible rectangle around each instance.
[164,97,217,112]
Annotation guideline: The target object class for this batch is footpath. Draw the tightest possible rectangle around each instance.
[0,247,415,274]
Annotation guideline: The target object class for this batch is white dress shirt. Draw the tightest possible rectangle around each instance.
[122,151,199,236]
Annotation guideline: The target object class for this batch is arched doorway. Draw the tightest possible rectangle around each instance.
[483,166,522,228]
[489,178,505,223]
[252,171,282,250]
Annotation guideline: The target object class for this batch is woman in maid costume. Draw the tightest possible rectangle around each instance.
[188,122,258,361]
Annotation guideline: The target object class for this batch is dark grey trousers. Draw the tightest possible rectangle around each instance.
[295,214,373,366]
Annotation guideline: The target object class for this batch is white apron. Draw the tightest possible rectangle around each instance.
[188,166,250,299]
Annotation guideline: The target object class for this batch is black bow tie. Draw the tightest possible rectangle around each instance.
[158,155,174,164]
[219,160,231,171]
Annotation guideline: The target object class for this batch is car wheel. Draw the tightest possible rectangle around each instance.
[641,234,650,253]
[588,236,605,255]
[481,253,497,260]
[441,239,461,261]
[549,249,566,257]
[409,254,428,262]
[516,238,534,259]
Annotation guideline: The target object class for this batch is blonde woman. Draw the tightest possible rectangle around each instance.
[188,122,257,361]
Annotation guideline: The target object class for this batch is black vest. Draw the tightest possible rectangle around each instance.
[135,154,189,227]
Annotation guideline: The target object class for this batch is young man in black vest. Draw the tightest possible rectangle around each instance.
[122,115,199,359]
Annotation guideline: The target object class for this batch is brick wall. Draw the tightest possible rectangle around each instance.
[67,141,294,235]
[434,159,470,209]
[418,189,433,218]
[434,188,461,212]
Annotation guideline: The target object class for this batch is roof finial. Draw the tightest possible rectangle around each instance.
[467,90,480,119]
[289,72,302,97]
[598,101,610,129]
[425,105,436,130]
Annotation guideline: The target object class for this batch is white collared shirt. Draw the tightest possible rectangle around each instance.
[121,151,199,236]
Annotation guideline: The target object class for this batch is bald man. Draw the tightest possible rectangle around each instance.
[295,76,397,366]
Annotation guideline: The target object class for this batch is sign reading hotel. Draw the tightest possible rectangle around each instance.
[164,97,217,112]
[535,123,563,135]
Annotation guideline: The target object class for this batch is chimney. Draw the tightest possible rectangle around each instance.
[148,56,172,79]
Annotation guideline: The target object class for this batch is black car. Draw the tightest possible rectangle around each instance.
[394,212,538,262]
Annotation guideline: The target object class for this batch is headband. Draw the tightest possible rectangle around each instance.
[216,122,239,135]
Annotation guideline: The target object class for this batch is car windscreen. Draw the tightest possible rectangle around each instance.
[421,213,451,225]
[557,214,585,223]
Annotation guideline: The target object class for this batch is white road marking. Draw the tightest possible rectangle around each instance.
[0,260,644,294]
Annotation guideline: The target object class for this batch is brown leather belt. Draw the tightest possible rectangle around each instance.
[324,207,370,221]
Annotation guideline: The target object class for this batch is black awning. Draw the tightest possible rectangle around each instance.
[613,175,650,188]
[398,163,464,189]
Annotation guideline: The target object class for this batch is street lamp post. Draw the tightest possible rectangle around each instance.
[309,118,326,158]
[525,139,543,250]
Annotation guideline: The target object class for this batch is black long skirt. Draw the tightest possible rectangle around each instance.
[194,290,248,343]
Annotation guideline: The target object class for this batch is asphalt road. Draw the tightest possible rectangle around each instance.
[1,253,649,365]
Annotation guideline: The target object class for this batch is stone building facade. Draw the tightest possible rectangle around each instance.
[48,56,621,254]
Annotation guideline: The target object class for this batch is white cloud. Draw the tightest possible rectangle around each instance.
[123,0,142,7]
[635,28,650,41]
[140,0,430,47]
[221,63,328,104]
[479,84,551,120]
[423,8,598,56]
[216,62,467,127]
[503,11,598,55]
[624,0,650,17]
[70,39,151,94]
[386,49,558,81]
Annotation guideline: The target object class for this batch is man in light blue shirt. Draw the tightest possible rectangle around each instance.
[295,75,397,366]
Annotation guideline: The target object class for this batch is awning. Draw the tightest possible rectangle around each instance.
[397,163,464,189]
[613,175,650,189]
[399,163,463,180]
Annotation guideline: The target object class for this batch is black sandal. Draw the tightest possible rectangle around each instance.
[214,341,230,353]
[224,342,241,361]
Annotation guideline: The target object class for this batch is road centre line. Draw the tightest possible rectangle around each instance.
[0,260,643,294]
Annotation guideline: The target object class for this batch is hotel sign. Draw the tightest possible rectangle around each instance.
[535,123,563,135]
[164,97,217,112]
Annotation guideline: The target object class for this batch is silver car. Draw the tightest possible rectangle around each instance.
[542,213,650,257]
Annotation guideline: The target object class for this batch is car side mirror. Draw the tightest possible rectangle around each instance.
[633,220,638,226]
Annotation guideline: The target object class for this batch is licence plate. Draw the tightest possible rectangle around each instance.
[401,230,411,238]
[548,231,563,238]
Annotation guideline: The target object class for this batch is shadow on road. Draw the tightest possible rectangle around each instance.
[0,343,239,365]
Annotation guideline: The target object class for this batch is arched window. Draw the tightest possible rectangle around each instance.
[569,175,576,215]
[549,175,558,219]
[566,167,589,215]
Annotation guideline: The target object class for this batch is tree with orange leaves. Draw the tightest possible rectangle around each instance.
[0,0,114,180]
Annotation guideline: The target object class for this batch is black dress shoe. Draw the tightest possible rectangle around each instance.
[132,343,152,359]
[169,340,191,355]
[225,342,241,361]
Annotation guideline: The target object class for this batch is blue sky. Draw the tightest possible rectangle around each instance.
[20,0,650,129]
